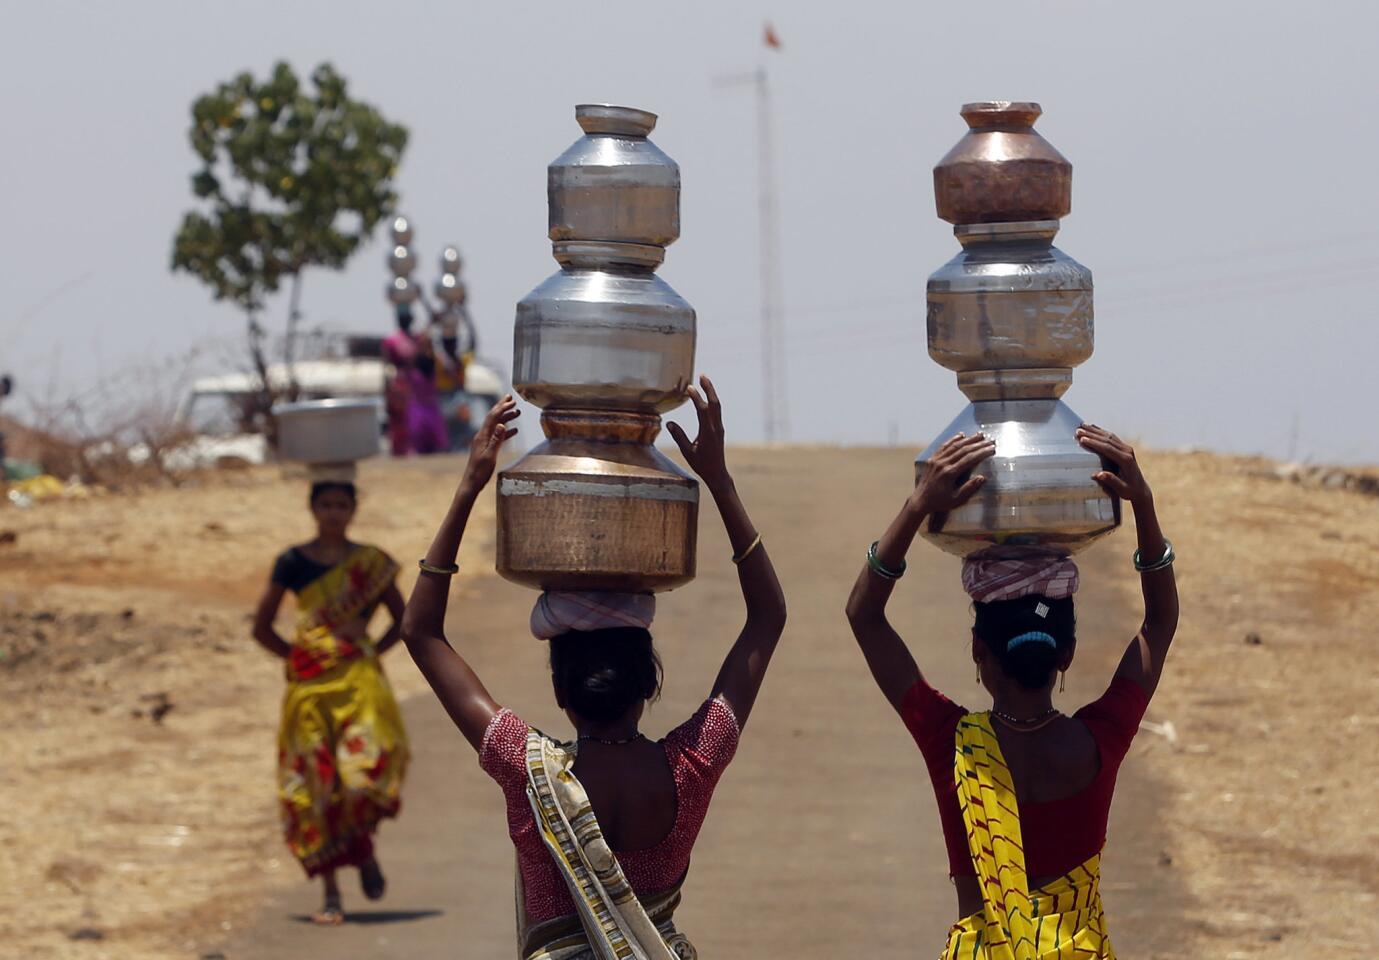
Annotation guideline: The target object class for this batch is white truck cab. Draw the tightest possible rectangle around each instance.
[171,356,505,469]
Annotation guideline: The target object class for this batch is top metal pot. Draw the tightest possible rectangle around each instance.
[933,102,1071,225]
[548,104,680,248]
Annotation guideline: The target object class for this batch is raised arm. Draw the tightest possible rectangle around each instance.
[400,396,521,750]
[1076,424,1179,698]
[251,580,293,659]
[844,433,995,710]
[413,287,442,329]
[667,376,786,730]
[457,304,479,357]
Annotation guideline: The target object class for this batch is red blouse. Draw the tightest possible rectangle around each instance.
[900,676,1149,878]
[480,697,739,923]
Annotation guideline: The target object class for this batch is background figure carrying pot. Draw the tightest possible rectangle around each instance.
[417,289,481,452]
[250,480,411,925]
[381,305,446,457]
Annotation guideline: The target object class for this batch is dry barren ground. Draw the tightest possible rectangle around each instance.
[1106,452,1379,956]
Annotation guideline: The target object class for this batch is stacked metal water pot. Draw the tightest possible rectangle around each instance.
[916,102,1120,556]
[496,105,698,592]
[386,217,421,307]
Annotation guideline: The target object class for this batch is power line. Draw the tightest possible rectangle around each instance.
[698,259,1379,356]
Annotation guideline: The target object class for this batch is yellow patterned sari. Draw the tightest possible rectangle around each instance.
[277,545,409,876]
[943,714,1114,959]
[520,731,697,960]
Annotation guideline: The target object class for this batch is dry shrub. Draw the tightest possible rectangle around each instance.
[0,415,84,477]
[4,350,204,490]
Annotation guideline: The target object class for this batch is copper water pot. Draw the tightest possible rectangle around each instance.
[497,412,696,592]
[933,102,1071,226]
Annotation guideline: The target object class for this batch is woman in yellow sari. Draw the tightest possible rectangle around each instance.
[846,426,1179,957]
[251,480,410,925]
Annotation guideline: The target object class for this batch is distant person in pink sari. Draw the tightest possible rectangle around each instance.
[382,307,418,456]
[405,340,448,456]
[382,307,446,456]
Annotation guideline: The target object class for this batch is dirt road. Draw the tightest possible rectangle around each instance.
[221,447,1185,958]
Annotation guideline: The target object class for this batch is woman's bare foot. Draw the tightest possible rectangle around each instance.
[312,874,345,925]
[359,858,386,901]
[311,895,344,926]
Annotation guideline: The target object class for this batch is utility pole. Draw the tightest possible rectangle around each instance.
[715,66,787,443]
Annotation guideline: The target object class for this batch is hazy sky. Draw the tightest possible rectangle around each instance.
[1,1,1375,462]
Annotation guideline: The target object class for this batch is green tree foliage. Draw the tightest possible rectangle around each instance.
[170,62,408,426]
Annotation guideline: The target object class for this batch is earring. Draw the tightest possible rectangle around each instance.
[1059,671,1066,693]
[976,665,981,685]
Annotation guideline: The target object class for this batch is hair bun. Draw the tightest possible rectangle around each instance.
[549,628,662,724]
[974,595,1076,690]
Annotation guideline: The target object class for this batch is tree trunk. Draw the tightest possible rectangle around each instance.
[245,310,278,453]
[282,270,304,403]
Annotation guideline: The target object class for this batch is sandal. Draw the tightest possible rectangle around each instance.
[311,892,345,926]
[359,858,386,901]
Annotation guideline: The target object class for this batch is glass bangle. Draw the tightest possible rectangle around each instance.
[867,541,906,580]
[1133,538,1175,572]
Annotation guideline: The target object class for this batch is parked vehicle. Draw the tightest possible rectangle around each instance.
[167,356,505,469]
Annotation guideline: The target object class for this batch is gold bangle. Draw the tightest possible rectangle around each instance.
[418,559,459,576]
[732,533,762,565]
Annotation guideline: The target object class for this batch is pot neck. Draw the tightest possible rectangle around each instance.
[552,240,663,272]
[954,219,1060,248]
[542,410,663,444]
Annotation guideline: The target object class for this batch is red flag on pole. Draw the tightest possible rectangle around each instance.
[764,22,782,50]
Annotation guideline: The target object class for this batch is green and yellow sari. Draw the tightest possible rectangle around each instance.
[943,714,1114,959]
[277,545,409,876]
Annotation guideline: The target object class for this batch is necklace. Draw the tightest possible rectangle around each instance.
[992,707,1061,732]
[576,732,645,746]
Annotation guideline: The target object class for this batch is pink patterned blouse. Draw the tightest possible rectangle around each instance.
[479,697,740,923]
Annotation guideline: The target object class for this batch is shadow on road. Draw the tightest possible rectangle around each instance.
[290,909,444,925]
